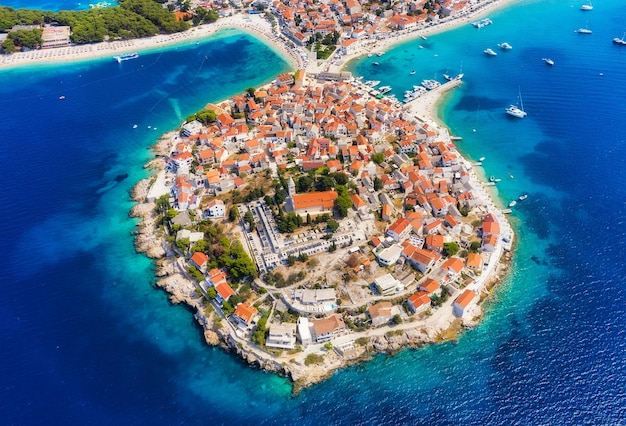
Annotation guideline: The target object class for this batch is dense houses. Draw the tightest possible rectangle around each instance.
[152,63,509,361]
[271,0,474,56]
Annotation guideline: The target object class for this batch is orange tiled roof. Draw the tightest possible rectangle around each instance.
[292,190,337,210]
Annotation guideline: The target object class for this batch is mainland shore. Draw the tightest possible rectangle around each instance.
[0,0,521,72]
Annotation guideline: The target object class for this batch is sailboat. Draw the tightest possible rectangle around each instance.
[613,33,626,46]
[505,88,527,118]
[581,1,593,11]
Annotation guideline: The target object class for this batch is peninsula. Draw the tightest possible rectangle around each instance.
[126,0,516,390]
[1,0,517,390]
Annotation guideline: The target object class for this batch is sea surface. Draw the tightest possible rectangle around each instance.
[2,1,626,425]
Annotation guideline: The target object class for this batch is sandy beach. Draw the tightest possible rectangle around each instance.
[0,14,301,70]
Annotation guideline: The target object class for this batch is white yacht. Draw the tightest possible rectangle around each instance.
[506,105,527,118]
[498,42,512,50]
[378,85,392,94]
[542,57,555,65]
[421,79,441,90]
[472,18,493,28]
[581,1,593,11]
[576,28,592,34]
[508,200,517,207]
[506,89,527,118]
[613,33,626,46]
[484,48,497,56]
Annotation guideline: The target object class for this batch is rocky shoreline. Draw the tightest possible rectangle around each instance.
[130,161,512,390]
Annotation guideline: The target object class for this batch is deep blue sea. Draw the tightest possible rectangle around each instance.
[2,1,625,424]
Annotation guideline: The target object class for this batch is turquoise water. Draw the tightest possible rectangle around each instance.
[2,1,626,424]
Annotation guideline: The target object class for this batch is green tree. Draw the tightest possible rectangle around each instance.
[229,205,240,222]
[443,242,460,257]
[244,210,255,231]
[372,152,385,164]
[1,37,16,53]
[335,186,352,218]
[327,219,339,233]
[297,175,314,193]
[315,175,334,191]
[330,172,348,186]
[374,176,383,191]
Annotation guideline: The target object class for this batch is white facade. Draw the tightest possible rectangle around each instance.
[205,199,225,218]
[377,244,403,266]
[266,323,297,350]
[297,317,312,347]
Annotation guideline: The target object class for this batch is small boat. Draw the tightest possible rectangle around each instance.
[373,61,379,66]
[508,200,517,207]
[59,95,65,100]
[498,42,512,50]
[114,52,139,63]
[410,70,416,75]
[367,52,373,57]
[613,33,626,46]
[489,176,501,183]
[479,157,486,162]
[576,28,592,34]
[472,18,493,28]
[518,194,528,201]
[421,35,428,40]
[377,51,385,56]
[484,48,497,56]
[542,57,555,65]
[581,1,593,11]
[421,79,441,90]
[132,124,138,129]
[506,88,527,118]
[378,85,392,94]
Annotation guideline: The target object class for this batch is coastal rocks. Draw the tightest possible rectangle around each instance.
[203,329,220,346]
[130,178,152,202]
[156,274,196,304]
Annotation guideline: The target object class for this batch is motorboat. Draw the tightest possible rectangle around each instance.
[472,18,493,28]
[378,85,392,94]
[421,79,441,90]
[581,1,593,11]
[484,48,497,56]
[508,200,517,207]
[518,194,528,201]
[498,42,512,50]
[576,28,592,34]
[542,57,555,65]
